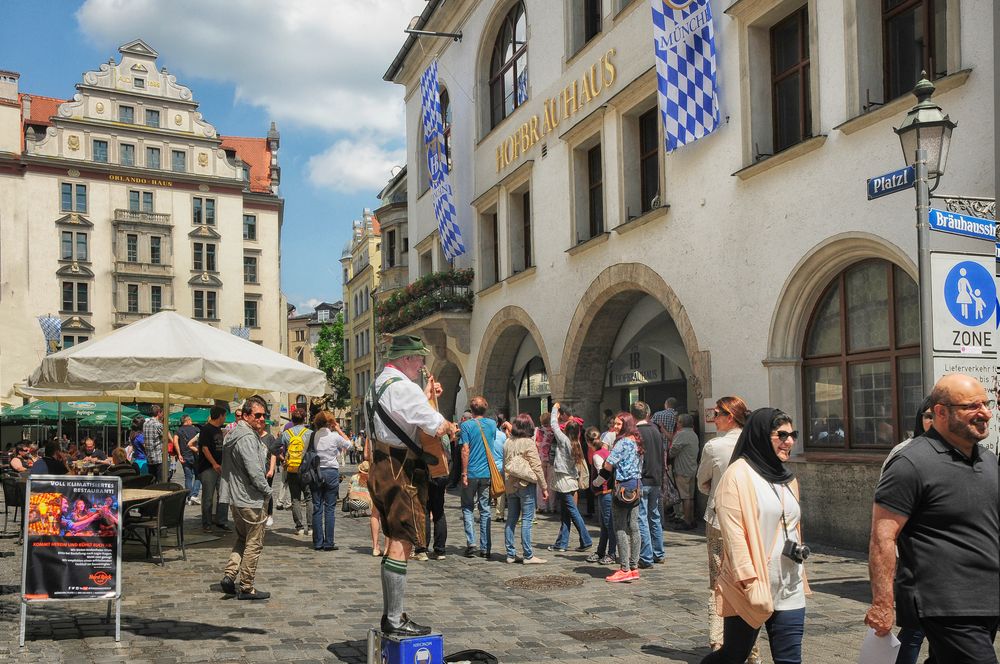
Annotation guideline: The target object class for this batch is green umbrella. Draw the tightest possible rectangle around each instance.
[169,408,236,426]
[1,400,144,423]
[77,409,140,426]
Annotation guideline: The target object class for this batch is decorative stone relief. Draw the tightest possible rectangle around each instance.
[174,114,182,126]
[82,63,113,88]
[67,169,80,177]
[161,70,194,101]
[192,112,217,138]
[58,94,85,118]
[67,136,80,151]
[95,102,104,114]
[197,152,208,167]
[198,184,210,193]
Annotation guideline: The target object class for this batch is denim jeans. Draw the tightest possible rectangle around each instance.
[612,499,640,571]
[701,607,805,664]
[504,486,537,559]
[285,471,311,530]
[461,477,491,551]
[198,467,228,527]
[895,627,924,664]
[596,492,616,558]
[554,491,593,549]
[182,462,201,498]
[638,484,664,563]
[312,467,339,549]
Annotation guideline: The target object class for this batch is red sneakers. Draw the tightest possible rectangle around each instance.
[628,569,640,581]
[605,569,633,583]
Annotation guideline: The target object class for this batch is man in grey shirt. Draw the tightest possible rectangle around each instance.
[219,396,273,600]
[668,414,699,529]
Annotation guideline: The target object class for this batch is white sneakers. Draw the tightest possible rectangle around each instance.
[188,495,201,505]
[265,516,274,528]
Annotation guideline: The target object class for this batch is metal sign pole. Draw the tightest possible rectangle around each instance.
[915,147,935,394]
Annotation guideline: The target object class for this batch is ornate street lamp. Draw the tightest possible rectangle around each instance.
[893,72,957,393]
[894,73,957,191]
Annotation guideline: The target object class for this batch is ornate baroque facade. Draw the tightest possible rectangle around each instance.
[0,40,285,401]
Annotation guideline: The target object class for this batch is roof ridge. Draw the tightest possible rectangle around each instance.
[19,92,67,103]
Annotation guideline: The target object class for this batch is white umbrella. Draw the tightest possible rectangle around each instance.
[27,311,328,479]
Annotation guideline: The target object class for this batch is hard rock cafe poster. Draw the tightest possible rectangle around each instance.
[22,476,122,600]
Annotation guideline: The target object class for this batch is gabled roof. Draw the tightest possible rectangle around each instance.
[20,93,65,127]
[220,136,273,194]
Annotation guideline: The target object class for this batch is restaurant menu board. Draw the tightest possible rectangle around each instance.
[22,475,122,601]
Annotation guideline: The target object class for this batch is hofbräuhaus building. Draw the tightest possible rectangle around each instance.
[0,40,285,402]
[382,0,993,549]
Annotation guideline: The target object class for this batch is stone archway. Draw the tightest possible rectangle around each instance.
[473,306,552,417]
[559,263,708,425]
[428,348,468,422]
[764,232,916,436]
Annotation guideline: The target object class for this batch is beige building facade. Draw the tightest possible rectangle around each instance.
[384,0,995,549]
[286,300,342,416]
[341,209,381,432]
[0,40,285,402]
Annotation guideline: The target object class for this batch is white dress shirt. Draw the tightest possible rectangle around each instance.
[366,365,445,449]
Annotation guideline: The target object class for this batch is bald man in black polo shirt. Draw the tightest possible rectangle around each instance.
[866,373,999,663]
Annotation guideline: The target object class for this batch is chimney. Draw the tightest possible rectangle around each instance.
[0,70,20,102]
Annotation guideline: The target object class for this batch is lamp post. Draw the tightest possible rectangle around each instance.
[893,73,957,394]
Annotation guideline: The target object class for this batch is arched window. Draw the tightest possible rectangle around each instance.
[440,87,453,172]
[801,260,920,450]
[489,2,528,129]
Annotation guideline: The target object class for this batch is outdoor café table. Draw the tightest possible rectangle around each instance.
[122,488,171,504]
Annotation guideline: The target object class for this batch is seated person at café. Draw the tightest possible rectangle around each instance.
[106,447,139,478]
[9,444,35,472]
[76,437,112,466]
[29,440,69,476]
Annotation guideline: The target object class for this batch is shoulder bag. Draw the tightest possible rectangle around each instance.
[505,445,536,483]
[476,421,506,499]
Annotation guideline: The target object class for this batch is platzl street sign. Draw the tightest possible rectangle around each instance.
[867,165,915,200]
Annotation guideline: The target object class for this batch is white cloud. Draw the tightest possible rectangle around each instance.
[76,0,424,192]
[307,138,406,193]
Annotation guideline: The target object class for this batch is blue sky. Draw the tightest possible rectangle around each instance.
[1,0,425,311]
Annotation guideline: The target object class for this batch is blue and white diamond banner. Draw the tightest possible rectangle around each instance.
[650,0,721,152]
[38,315,62,354]
[419,59,465,262]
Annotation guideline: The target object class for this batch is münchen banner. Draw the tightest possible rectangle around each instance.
[419,59,465,261]
[650,0,721,151]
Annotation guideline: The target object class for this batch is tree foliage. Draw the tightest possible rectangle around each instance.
[313,312,351,409]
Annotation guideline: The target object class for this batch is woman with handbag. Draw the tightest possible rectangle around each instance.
[594,412,643,583]
[584,427,616,565]
[701,408,808,664]
[547,403,594,553]
[502,413,549,564]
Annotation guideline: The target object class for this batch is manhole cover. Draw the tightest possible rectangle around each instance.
[505,574,585,590]
[562,627,638,642]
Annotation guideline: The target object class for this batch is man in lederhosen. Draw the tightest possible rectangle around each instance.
[366,335,458,637]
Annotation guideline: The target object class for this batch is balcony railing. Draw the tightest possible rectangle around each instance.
[375,268,474,334]
[113,209,171,225]
[114,261,173,278]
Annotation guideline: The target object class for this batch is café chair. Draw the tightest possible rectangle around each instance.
[122,474,155,490]
[1,474,25,533]
[123,489,189,565]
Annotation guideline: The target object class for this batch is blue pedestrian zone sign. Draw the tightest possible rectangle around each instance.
[943,261,997,327]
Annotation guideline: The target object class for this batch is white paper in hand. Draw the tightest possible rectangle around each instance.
[857,627,901,664]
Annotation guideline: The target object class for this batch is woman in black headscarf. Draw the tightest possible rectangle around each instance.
[701,408,809,664]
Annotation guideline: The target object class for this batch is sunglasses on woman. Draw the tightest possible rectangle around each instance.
[773,430,799,442]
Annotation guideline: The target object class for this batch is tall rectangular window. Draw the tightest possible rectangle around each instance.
[193,243,204,271]
[193,197,216,225]
[146,147,161,169]
[62,282,74,312]
[587,144,604,238]
[127,284,139,313]
[244,300,259,328]
[386,230,396,268]
[883,0,948,100]
[145,109,160,127]
[150,285,162,313]
[61,231,73,260]
[76,233,88,261]
[192,198,202,225]
[142,191,153,212]
[76,283,88,313]
[120,143,135,167]
[206,243,216,272]
[149,236,161,264]
[171,150,186,172]
[242,214,256,240]
[93,140,108,163]
[207,292,217,319]
[126,234,138,262]
[129,190,140,212]
[118,105,134,124]
[638,108,659,213]
[584,0,602,42]
[770,6,811,153]
[522,191,532,269]
[244,255,258,284]
[193,291,205,319]
[205,199,215,225]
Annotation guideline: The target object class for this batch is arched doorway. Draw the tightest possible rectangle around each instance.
[560,264,708,428]
[428,354,467,422]
[475,306,551,420]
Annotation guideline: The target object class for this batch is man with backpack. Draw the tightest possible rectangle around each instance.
[280,409,312,536]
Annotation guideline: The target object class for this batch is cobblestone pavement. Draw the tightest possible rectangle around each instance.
[1,470,996,663]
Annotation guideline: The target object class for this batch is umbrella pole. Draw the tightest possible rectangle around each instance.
[57,402,62,443]
[162,388,170,483]
[116,399,122,452]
